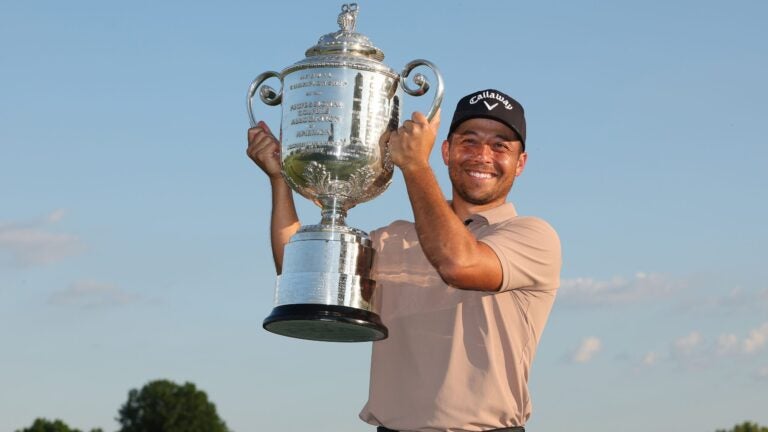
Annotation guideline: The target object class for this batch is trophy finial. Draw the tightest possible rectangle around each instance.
[305,3,382,61]
[338,3,359,33]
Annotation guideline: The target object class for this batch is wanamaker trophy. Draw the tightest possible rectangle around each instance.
[247,3,443,342]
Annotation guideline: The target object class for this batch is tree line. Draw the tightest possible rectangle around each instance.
[14,379,767,432]
[715,423,768,432]
[16,379,228,432]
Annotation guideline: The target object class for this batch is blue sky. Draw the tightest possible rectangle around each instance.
[1,1,766,431]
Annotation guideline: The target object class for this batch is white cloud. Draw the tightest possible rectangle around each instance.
[0,210,84,267]
[640,324,768,373]
[743,322,768,354]
[47,209,67,223]
[673,331,702,356]
[684,286,768,313]
[717,333,740,355]
[642,351,659,366]
[49,280,140,308]
[571,337,602,363]
[559,272,683,305]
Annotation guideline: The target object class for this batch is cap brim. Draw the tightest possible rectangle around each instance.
[449,114,525,146]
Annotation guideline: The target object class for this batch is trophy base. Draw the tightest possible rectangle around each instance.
[263,304,388,342]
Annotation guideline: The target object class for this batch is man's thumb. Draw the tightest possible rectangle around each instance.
[429,108,442,131]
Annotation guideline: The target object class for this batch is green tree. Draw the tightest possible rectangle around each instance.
[716,421,768,432]
[15,418,103,432]
[117,379,229,432]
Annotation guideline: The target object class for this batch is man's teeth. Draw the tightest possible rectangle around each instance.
[468,171,494,179]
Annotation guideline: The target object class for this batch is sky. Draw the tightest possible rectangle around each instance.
[1,0,767,431]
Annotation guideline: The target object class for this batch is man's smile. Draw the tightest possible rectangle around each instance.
[466,169,497,179]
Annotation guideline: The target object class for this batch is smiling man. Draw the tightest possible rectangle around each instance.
[247,88,561,432]
[358,89,562,432]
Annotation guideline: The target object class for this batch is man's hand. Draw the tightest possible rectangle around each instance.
[245,121,299,274]
[388,109,441,173]
[246,121,282,180]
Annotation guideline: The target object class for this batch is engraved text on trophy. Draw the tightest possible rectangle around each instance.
[281,68,397,206]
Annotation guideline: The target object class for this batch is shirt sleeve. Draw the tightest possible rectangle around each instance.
[478,217,562,292]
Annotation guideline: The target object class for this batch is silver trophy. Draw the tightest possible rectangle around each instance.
[247,3,443,342]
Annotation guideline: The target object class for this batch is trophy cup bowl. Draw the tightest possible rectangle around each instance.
[247,3,443,342]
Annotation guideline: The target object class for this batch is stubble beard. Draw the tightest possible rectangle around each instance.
[449,164,515,206]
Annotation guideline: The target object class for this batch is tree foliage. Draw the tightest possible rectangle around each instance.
[15,418,103,432]
[716,421,768,432]
[116,379,229,432]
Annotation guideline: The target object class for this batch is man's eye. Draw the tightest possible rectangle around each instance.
[492,142,511,152]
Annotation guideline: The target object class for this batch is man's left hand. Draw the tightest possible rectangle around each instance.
[387,109,441,173]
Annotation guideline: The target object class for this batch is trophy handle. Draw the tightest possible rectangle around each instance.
[246,71,283,127]
[399,59,444,121]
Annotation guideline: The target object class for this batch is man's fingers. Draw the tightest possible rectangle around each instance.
[410,110,440,133]
[429,108,441,131]
[248,126,268,145]
[248,138,280,166]
[257,145,278,161]
[254,134,278,151]
[248,133,277,157]
[411,111,428,125]
[248,122,276,144]
[247,127,260,143]
[259,121,274,136]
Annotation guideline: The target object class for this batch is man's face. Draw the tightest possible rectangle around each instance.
[442,118,527,207]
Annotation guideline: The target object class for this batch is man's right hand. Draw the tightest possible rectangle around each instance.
[246,121,282,180]
[246,121,299,274]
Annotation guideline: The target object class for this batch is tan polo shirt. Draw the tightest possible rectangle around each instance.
[359,203,561,432]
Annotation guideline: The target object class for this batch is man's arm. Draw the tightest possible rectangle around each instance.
[387,111,503,291]
[247,122,300,274]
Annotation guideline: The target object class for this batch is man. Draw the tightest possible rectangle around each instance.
[247,89,561,432]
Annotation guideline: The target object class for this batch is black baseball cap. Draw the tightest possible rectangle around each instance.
[448,89,526,149]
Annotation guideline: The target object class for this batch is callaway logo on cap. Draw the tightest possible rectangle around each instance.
[448,89,527,148]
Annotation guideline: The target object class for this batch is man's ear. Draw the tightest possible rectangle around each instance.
[441,139,450,166]
[516,151,528,177]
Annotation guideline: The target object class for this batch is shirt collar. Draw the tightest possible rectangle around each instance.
[463,202,518,226]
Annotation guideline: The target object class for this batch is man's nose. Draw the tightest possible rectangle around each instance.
[470,142,494,162]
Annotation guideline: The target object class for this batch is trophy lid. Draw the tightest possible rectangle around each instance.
[305,3,385,61]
